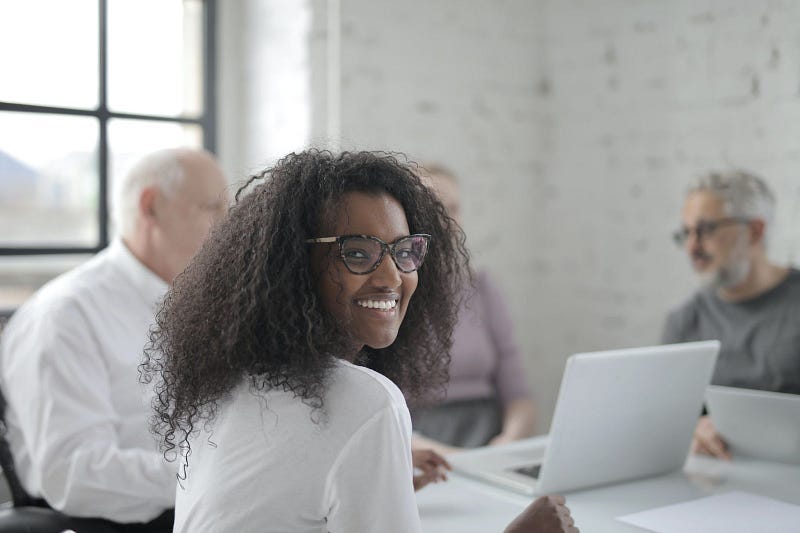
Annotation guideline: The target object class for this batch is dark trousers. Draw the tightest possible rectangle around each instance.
[113,509,174,533]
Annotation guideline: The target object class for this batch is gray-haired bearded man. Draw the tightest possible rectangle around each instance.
[662,170,800,459]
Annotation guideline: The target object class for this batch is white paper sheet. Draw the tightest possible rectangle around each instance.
[617,491,800,533]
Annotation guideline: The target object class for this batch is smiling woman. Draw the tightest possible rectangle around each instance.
[140,150,467,532]
[140,150,576,533]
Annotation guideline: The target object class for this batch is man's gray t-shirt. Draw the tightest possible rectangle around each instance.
[662,269,800,394]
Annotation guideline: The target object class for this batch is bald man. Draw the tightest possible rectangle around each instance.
[0,149,228,530]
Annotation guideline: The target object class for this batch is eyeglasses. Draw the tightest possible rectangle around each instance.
[672,217,750,246]
[305,234,431,275]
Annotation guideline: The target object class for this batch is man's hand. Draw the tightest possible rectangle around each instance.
[504,495,578,532]
[412,449,451,491]
[691,415,731,460]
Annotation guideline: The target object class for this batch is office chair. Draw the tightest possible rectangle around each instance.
[0,318,119,533]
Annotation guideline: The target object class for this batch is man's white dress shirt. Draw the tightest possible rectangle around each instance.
[173,359,422,533]
[0,239,175,522]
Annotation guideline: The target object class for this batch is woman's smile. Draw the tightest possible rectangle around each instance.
[355,296,399,311]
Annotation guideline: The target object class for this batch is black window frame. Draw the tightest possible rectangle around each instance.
[0,0,217,256]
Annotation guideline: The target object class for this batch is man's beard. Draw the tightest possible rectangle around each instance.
[700,237,751,290]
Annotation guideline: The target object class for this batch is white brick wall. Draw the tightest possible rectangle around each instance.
[217,0,313,186]
[220,0,800,432]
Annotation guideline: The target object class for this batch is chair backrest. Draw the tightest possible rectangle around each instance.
[0,393,36,508]
[0,312,37,507]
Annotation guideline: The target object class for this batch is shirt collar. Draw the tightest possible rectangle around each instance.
[106,238,169,308]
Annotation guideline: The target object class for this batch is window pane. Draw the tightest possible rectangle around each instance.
[0,0,98,109]
[0,255,89,313]
[0,112,99,247]
[107,118,203,236]
[107,0,204,117]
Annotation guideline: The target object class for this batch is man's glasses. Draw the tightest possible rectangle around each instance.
[305,234,431,275]
[672,217,750,246]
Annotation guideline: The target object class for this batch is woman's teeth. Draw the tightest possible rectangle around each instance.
[356,299,397,309]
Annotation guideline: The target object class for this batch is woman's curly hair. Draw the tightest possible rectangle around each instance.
[141,150,469,458]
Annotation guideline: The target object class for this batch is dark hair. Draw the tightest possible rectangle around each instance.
[141,150,469,459]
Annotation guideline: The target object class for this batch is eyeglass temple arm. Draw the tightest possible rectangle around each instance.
[305,237,338,243]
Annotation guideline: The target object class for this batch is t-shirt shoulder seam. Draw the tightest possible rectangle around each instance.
[335,362,401,402]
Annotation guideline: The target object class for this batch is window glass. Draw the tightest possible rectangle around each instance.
[107,0,204,117]
[0,0,212,310]
[0,112,99,247]
[0,0,99,109]
[0,255,88,314]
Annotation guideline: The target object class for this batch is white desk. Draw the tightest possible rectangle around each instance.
[416,437,800,532]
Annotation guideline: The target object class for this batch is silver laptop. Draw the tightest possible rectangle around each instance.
[706,385,800,464]
[449,341,720,495]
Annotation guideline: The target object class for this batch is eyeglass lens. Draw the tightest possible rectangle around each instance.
[340,235,428,273]
[673,218,745,246]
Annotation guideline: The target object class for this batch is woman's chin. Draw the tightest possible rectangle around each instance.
[363,332,399,350]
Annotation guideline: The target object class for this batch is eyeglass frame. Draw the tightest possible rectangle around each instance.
[672,217,751,246]
[305,233,432,275]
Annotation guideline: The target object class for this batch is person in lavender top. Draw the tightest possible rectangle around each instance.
[412,165,536,454]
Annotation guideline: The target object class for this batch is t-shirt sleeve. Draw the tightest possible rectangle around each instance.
[479,271,531,405]
[661,307,686,344]
[324,402,421,533]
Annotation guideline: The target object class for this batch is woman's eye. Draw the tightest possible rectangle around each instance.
[343,249,369,260]
[396,249,417,260]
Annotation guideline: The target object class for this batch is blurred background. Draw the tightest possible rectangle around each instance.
[2,0,799,431]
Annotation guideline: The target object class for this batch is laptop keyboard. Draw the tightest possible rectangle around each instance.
[512,464,542,479]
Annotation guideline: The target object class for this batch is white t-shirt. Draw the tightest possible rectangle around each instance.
[173,360,421,533]
[0,239,176,522]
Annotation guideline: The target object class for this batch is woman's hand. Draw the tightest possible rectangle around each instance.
[412,449,451,491]
[491,398,537,446]
[504,495,578,533]
[412,433,462,456]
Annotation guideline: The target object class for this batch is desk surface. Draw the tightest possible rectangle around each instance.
[416,437,800,532]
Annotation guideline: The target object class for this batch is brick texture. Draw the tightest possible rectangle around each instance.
[221,0,800,432]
